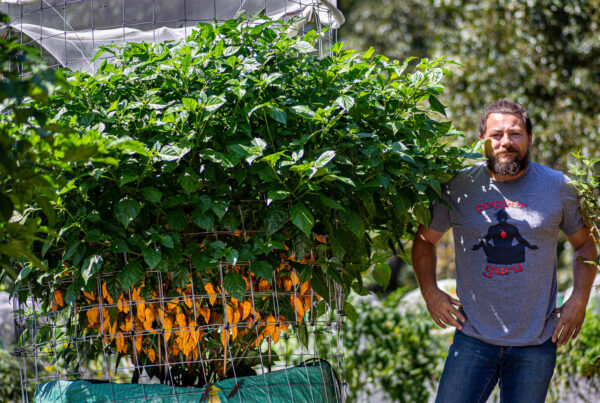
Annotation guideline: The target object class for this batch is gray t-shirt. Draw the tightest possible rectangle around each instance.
[430,161,583,346]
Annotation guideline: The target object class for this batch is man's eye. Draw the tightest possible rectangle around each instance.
[511,133,522,136]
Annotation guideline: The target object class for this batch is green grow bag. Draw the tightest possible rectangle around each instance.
[33,360,341,402]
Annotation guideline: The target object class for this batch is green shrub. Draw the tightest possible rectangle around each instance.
[10,16,476,386]
[343,289,448,402]
[550,304,600,401]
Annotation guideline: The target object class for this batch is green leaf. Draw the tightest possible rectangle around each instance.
[331,41,343,53]
[198,195,212,213]
[318,194,342,210]
[330,175,356,187]
[311,267,330,303]
[211,200,228,220]
[297,322,309,347]
[362,47,375,59]
[223,46,241,56]
[171,265,191,290]
[177,168,200,195]
[291,105,315,118]
[224,248,239,266]
[266,190,290,205]
[430,67,443,85]
[160,234,174,248]
[269,106,287,125]
[204,95,226,112]
[293,40,316,53]
[223,271,246,301]
[428,94,446,116]
[156,144,190,161]
[82,255,103,284]
[118,169,138,187]
[182,97,198,111]
[142,187,162,203]
[16,265,33,283]
[341,209,364,238]
[65,282,82,307]
[265,207,288,236]
[115,198,141,228]
[373,262,391,289]
[118,261,145,289]
[191,250,213,271]
[413,203,431,226]
[429,179,442,196]
[191,208,215,231]
[411,71,424,86]
[291,229,311,261]
[110,238,129,253]
[251,260,273,281]
[344,301,358,323]
[290,203,314,237]
[64,145,98,162]
[335,95,355,111]
[107,136,149,156]
[142,247,161,270]
[315,150,336,168]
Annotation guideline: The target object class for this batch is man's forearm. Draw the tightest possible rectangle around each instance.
[571,237,598,302]
[411,234,439,297]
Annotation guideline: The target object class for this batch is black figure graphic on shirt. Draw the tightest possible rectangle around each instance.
[472,209,538,264]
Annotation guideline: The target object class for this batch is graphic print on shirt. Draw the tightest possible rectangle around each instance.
[472,209,538,278]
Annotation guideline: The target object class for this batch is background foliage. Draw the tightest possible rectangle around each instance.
[344,288,600,402]
[339,0,600,168]
[343,289,447,403]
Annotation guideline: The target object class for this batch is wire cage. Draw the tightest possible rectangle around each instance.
[0,0,344,73]
[13,226,347,402]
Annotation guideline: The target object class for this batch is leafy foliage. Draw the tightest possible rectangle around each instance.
[340,0,600,169]
[343,289,447,403]
[12,17,475,386]
[550,303,600,401]
[569,153,600,270]
[0,12,113,281]
[19,17,474,296]
[344,287,600,402]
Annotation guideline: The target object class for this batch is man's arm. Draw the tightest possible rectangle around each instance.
[412,224,465,330]
[552,226,598,346]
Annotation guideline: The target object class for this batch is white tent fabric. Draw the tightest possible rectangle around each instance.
[0,0,344,72]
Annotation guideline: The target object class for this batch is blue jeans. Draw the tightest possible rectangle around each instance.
[435,330,557,403]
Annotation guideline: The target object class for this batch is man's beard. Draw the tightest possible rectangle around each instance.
[487,148,529,176]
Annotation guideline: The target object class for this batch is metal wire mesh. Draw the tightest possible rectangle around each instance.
[14,229,346,402]
[0,0,342,72]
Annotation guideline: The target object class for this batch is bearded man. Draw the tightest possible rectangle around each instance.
[411,99,598,402]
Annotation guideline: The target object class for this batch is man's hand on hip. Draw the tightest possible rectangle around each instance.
[423,287,466,330]
[552,294,587,346]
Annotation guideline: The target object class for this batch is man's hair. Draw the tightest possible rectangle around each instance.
[479,99,532,136]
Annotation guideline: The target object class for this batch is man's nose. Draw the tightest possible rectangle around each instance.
[500,133,513,147]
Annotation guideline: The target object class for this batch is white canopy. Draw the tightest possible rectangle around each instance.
[0,0,344,72]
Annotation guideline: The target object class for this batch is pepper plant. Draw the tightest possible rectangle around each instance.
[14,17,477,386]
[569,153,600,271]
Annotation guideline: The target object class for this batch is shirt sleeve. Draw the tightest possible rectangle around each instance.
[428,185,452,233]
[559,174,584,236]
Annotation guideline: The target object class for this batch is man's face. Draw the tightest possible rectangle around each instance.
[479,113,531,177]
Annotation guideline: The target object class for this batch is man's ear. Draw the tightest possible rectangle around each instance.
[529,133,533,144]
[478,132,483,140]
